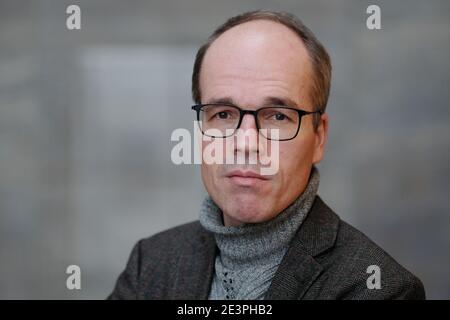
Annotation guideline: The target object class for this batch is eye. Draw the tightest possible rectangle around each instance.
[274,113,287,121]
[268,112,290,122]
[217,111,230,119]
[203,105,238,122]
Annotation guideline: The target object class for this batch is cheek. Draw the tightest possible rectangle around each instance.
[201,162,219,199]
[200,141,217,188]
[278,137,314,180]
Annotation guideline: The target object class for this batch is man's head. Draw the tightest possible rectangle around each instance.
[192,11,331,226]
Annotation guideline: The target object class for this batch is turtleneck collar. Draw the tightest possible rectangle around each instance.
[199,166,320,269]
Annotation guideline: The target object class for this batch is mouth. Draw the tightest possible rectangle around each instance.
[225,170,270,187]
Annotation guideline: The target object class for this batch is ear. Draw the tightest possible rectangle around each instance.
[312,112,329,164]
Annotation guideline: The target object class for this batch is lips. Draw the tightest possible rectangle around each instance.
[227,170,268,180]
[226,170,269,187]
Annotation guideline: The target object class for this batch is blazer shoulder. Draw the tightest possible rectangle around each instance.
[107,221,215,300]
[139,221,212,256]
[324,215,425,299]
[335,219,412,273]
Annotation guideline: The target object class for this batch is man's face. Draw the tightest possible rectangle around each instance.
[199,20,328,226]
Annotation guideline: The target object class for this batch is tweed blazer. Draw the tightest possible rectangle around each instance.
[108,196,425,300]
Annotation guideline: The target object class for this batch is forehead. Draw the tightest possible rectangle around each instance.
[200,20,312,105]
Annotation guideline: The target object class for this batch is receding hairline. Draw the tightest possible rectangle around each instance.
[199,19,315,102]
[206,18,309,51]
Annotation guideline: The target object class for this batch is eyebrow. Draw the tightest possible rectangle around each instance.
[205,96,299,109]
[206,97,236,105]
[263,97,298,109]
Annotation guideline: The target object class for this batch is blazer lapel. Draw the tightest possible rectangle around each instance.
[264,239,324,299]
[265,196,340,299]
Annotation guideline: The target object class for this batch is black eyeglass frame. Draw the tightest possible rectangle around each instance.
[191,103,324,141]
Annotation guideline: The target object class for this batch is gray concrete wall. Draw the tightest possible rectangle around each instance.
[0,0,449,299]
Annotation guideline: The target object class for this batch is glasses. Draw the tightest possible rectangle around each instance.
[191,103,323,141]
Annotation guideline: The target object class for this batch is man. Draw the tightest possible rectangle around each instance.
[108,10,425,300]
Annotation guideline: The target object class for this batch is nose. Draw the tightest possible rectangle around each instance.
[239,113,258,131]
[234,114,259,162]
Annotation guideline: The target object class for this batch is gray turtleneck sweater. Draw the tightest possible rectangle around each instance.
[199,166,320,300]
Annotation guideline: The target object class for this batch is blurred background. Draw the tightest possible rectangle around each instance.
[0,0,449,299]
